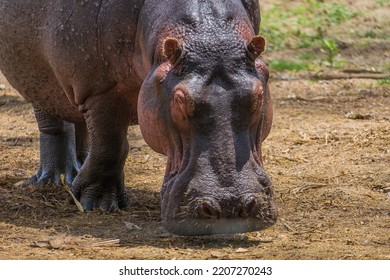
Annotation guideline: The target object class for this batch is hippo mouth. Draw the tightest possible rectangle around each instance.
[161,201,277,236]
[160,169,278,236]
[163,217,275,236]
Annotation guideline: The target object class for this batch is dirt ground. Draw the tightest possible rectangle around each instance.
[0,1,389,260]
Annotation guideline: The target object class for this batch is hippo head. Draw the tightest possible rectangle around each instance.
[138,31,277,235]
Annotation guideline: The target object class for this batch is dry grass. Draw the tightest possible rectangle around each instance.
[1,76,389,260]
[0,0,389,260]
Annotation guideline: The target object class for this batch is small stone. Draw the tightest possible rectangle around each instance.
[210,251,226,258]
[346,239,355,245]
[32,241,50,248]
[14,180,29,187]
[235,248,249,253]
[124,222,142,232]
[258,237,274,243]
[345,111,374,120]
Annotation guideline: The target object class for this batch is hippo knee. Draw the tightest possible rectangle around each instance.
[34,109,66,135]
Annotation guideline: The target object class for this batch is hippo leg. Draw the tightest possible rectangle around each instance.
[71,88,130,211]
[29,108,80,186]
[75,122,88,166]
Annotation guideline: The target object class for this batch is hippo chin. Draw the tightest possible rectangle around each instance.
[0,0,277,235]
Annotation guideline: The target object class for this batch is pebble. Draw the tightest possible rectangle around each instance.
[235,248,249,253]
[124,222,142,232]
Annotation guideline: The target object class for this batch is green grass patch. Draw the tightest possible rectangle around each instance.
[298,53,317,60]
[363,31,377,39]
[378,77,390,85]
[269,60,306,72]
[376,0,390,7]
[261,0,360,51]
[359,30,390,40]
[320,38,340,68]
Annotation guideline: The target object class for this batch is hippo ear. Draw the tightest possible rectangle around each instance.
[247,35,266,59]
[163,38,183,64]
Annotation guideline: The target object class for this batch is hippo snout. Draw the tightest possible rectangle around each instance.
[192,197,221,219]
[241,195,259,218]
[162,188,277,236]
[191,194,262,219]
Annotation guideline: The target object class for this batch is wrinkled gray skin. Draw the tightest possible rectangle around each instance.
[0,0,277,235]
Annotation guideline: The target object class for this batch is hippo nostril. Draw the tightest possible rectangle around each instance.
[196,199,220,219]
[246,196,257,215]
[202,202,214,216]
[240,195,258,217]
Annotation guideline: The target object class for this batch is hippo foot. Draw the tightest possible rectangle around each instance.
[29,111,80,187]
[27,164,79,187]
[29,169,62,186]
[71,181,128,212]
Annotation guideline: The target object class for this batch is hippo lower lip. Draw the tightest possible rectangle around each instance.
[163,217,276,236]
[163,201,277,236]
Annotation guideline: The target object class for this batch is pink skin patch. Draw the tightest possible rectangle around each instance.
[170,87,194,131]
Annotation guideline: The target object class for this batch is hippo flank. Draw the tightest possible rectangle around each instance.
[0,0,276,235]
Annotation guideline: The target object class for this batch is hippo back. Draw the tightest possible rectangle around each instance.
[0,0,144,121]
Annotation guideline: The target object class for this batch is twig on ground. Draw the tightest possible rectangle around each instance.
[312,72,389,80]
[62,184,84,213]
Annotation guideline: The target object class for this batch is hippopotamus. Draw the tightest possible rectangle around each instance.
[0,0,276,235]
